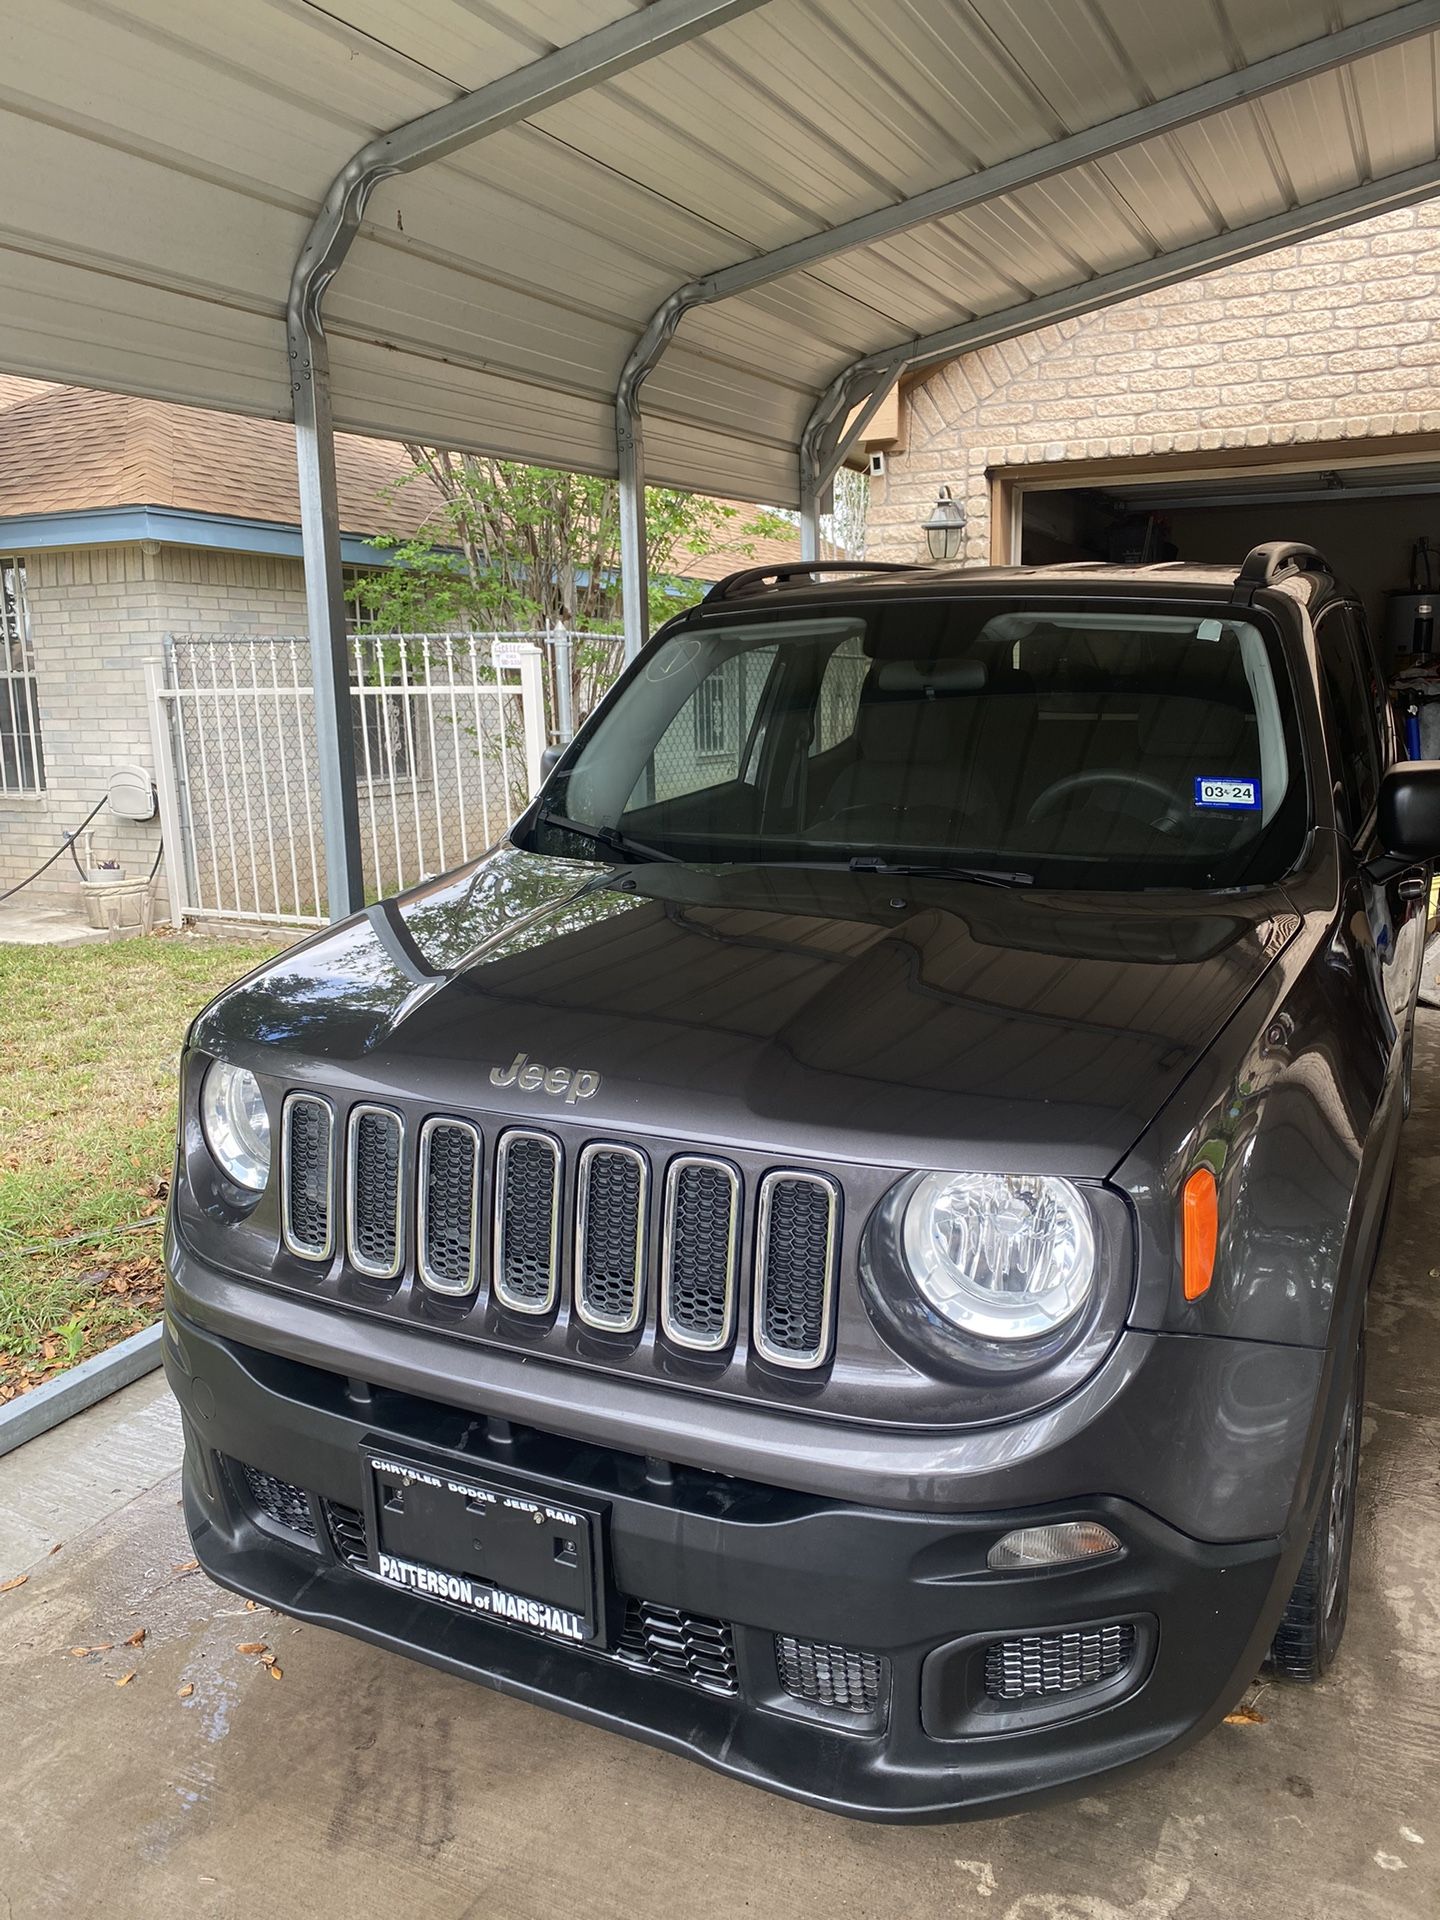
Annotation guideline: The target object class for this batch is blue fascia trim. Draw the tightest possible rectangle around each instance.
[0,505,388,567]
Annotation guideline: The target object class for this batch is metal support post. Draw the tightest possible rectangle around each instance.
[551,624,576,744]
[290,315,365,919]
[617,389,650,665]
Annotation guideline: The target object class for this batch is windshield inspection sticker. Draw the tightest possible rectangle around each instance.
[1195,777,1261,811]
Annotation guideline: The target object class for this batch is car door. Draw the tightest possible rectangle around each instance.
[1315,599,1426,1077]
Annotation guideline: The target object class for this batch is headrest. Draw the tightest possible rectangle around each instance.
[872,659,986,695]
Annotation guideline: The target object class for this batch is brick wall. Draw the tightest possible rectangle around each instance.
[865,201,1440,565]
[0,543,307,906]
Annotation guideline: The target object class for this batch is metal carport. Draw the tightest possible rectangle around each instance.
[8,0,1440,916]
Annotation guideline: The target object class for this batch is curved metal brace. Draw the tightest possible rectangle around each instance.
[285,0,771,915]
[797,354,909,562]
[615,283,705,661]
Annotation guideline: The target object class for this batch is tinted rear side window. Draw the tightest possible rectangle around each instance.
[1315,604,1381,832]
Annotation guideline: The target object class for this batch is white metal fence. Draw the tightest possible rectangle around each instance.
[146,632,549,926]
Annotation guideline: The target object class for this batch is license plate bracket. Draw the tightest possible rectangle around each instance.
[362,1449,607,1646]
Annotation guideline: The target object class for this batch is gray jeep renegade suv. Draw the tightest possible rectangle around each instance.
[165,541,1440,1819]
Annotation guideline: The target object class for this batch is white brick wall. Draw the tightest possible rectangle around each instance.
[0,543,307,904]
[866,202,1440,566]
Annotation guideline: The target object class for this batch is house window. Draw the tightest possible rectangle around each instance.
[343,564,381,634]
[0,556,43,793]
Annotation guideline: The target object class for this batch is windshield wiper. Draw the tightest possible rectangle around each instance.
[533,806,681,865]
[846,856,1035,888]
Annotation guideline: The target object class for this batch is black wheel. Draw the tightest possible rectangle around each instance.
[1268,1332,1364,1682]
[1402,1025,1414,1120]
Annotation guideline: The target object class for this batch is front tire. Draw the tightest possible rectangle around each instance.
[1268,1331,1364,1683]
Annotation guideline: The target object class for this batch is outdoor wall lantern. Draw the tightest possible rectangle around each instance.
[922,485,967,561]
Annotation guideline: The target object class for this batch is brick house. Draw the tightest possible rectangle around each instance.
[863,199,1440,661]
[0,379,795,908]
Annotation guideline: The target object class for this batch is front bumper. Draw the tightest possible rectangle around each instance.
[165,1298,1301,1822]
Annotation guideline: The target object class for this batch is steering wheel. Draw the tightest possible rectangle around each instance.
[1026,769,1187,835]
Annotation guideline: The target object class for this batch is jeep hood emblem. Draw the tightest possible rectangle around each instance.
[489,1052,600,1105]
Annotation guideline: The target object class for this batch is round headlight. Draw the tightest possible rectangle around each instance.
[200,1062,271,1192]
[899,1171,1096,1343]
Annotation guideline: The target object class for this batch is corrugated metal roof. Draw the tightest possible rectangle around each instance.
[5,0,1440,504]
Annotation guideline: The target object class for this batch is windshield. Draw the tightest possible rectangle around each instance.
[520,597,1308,890]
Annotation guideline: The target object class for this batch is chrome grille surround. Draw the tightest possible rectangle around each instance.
[345,1103,404,1280]
[753,1169,841,1370]
[493,1128,562,1313]
[575,1142,648,1334]
[660,1156,740,1352]
[280,1092,334,1261]
[416,1116,482,1296]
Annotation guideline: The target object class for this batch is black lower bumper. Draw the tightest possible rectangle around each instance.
[165,1300,1300,1822]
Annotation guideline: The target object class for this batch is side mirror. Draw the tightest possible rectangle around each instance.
[540,744,564,780]
[1378,760,1440,860]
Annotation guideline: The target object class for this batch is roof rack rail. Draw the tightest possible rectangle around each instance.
[1232,541,1331,605]
[703,560,927,603]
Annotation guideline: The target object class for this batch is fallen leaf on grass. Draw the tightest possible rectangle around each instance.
[115,1671,136,1688]
[236,1641,267,1657]
[124,1628,146,1648]
[177,1684,195,1700]
[1224,1704,1267,1726]
[0,1575,27,1594]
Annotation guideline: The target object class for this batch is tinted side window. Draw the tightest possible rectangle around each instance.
[1316,604,1381,830]
[641,645,778,804]
[810,632,868,756]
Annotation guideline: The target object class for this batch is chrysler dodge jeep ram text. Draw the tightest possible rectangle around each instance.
[164,541,1440,1819]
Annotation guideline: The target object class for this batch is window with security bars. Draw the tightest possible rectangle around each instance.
[1,556,43,793]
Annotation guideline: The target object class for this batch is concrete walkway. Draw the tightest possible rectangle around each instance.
[0,898,105,945]
[2,1047,1439,1918]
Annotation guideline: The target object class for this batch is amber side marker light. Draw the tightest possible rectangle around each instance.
[1182,1167,1218,1301]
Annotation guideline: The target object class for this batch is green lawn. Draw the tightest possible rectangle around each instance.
[0,933,276,1400]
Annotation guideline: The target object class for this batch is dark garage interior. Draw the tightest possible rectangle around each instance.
[1019,465,1440,665]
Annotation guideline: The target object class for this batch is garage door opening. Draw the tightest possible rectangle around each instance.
[1014,459,1440,665]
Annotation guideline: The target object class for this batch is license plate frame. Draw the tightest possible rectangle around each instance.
[360,1448,609,1647]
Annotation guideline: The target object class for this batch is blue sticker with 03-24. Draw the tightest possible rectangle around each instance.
[1194,776,1261,811]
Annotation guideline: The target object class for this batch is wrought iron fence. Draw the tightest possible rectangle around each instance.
[146,632,549,926]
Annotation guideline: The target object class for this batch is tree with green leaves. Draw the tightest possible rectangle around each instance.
[350,447,793,635]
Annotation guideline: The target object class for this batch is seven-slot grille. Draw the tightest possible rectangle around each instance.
[417,1118,481,1295]
[346,1105,403,1279]
[282,1093,844,1363]
[493,1130,562,1312]
[754,1171,841,1369]
[281,1093,334,1259]
[575,1144,648,1332]
[661,1157,740,1351]
[984,1623,1137,1701]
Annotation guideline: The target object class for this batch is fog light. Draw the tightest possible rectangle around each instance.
[987,1522,1122,1571]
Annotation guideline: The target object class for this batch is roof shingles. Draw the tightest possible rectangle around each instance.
[0,377,802,580]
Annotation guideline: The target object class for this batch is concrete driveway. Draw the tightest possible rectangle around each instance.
[3,1036,1440,1920]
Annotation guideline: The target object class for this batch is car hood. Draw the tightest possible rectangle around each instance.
[195,848,1303,1178]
